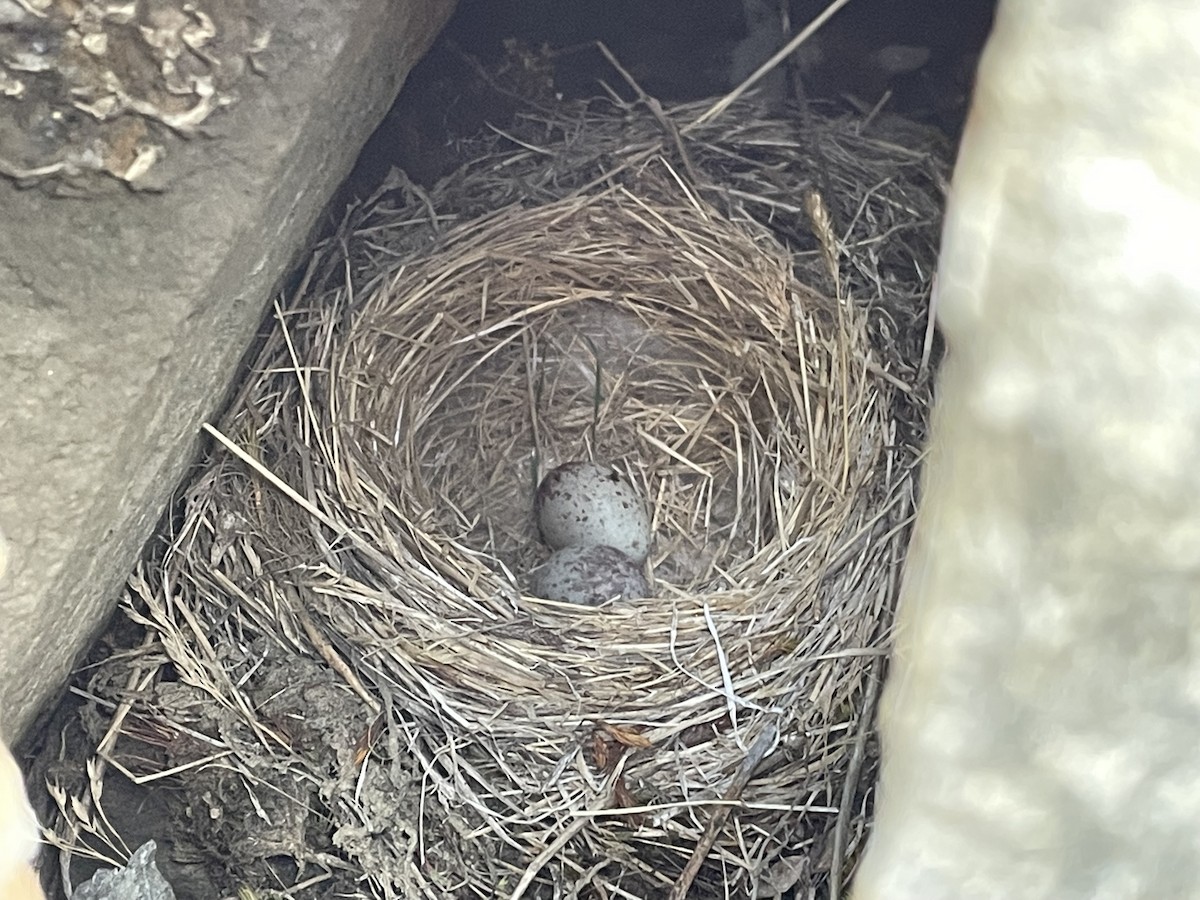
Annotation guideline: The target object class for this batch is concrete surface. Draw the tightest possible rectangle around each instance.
[855,0,1200,896]
[0,0,456,739]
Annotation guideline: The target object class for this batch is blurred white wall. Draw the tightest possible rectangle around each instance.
[856,1,1200,897]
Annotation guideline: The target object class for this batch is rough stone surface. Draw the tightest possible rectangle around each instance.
[856,0,1200,897]
[0,0,456,740]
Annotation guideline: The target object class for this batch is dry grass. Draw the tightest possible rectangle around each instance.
[53,92,946,900]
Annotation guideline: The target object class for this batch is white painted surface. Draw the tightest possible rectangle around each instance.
[855,1,1200,897]
[0,740,41,900]
[0,538,41,898]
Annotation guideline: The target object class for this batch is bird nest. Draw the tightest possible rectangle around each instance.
[54,96,944,899]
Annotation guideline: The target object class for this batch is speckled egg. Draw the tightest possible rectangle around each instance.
[535,462,651,562]
[530,545,650,605]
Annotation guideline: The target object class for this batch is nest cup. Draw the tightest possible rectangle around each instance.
[348,197,825,594]
[321,179,896,894]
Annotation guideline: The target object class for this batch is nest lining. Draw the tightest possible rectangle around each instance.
[327,179,883,706]
[57,94,945,900]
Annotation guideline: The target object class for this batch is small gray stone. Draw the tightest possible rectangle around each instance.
[73,841,176,900]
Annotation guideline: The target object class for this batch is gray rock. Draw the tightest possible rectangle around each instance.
[0,0,456,738]
[74,842,175,900]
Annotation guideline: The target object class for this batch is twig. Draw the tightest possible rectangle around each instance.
[689,0,858,129]
[829,660,883,900]
[509,758,628,900]
[669,723,779,900]
[294,603,381,715]
[596,42,699,185]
